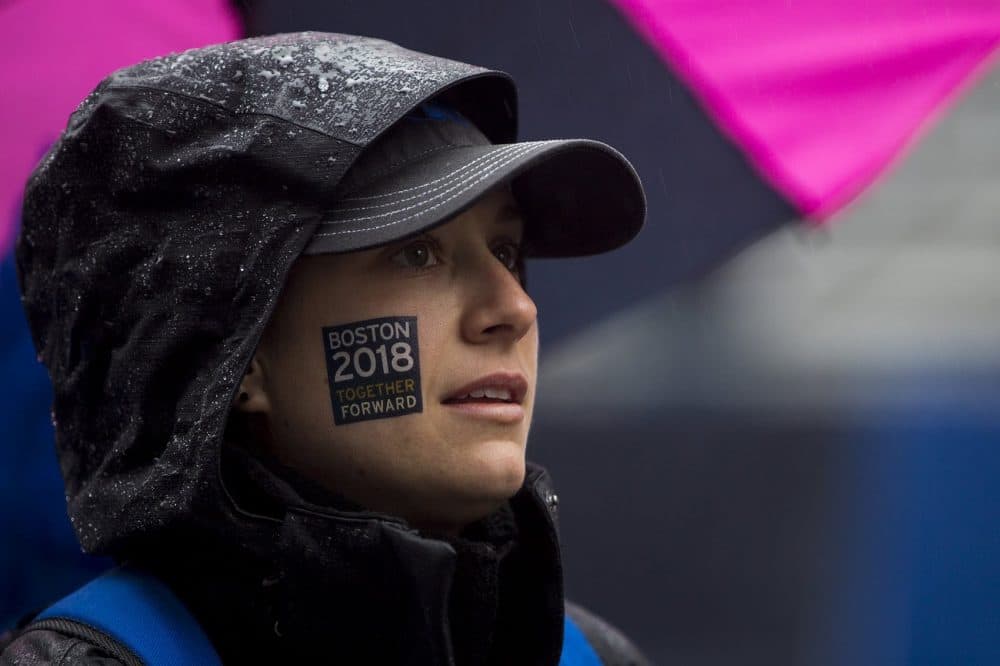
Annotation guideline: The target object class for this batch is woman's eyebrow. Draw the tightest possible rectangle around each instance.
[494,204,524,225]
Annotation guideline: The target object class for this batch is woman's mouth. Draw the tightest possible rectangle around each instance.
[445,387,514,403]
[441,374,527,423]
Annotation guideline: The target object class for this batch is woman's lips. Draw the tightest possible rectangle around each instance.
[441,373,528,423]
[441,400,525,423]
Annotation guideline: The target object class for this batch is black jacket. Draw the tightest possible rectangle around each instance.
[4,33,648,665]
[2,452,648,664]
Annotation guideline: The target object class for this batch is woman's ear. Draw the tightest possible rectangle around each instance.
[231,355,271,414]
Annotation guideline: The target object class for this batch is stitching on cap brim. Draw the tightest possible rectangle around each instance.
[305,138,643,257]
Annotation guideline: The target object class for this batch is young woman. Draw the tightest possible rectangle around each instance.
[3,32,648,665]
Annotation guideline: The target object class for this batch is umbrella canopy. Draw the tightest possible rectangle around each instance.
[611,0,1000,218]
[0,0,243,256]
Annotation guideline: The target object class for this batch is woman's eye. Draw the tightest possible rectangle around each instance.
[493,242,522,273]
[391,241,439,269]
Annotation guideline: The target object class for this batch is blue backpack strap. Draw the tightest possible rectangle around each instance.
[561,613,603,665]
[35,566,221,666]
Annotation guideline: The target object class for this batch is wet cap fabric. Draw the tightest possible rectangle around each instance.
[304,104,645,258]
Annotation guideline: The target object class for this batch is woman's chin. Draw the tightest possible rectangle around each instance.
[468,439,528,496]
[414,447,527,533]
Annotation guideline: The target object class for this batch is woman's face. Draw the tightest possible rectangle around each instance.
[239,187,538,534]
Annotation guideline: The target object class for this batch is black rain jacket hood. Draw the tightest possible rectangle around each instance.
[16,32,518,557]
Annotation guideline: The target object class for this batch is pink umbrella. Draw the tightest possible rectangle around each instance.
[611,0,1000,219]
[0,0,242,256]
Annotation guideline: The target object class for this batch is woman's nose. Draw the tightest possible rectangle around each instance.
[460,256,537,345]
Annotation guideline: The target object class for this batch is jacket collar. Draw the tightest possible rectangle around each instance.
[145,450,566,665]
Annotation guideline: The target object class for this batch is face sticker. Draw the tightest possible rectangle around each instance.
[322,316,422,425]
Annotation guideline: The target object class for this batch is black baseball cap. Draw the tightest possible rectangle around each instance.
[304,102,645,258]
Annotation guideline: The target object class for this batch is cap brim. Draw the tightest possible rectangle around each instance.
[304,139,645,257]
